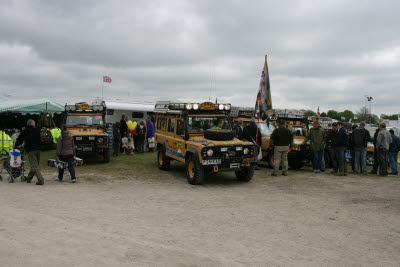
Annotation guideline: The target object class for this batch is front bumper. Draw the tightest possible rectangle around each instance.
[201,157,256,169]
[75,143,108,152]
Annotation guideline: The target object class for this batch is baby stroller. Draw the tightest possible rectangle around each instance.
[0,149,26,183]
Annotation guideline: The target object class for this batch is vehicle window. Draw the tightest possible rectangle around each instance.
[168,118,176,133]
[66,115,103,125]
[292,126,306,136]
[157,117,167,131]
[176,120,184,136]
[188,116,231,131]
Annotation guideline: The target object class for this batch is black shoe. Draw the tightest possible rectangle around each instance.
[369,171,377,174]
[389,172,398,175]
[26,178,32,183]
[36,181,44,185]
[71,179,76,183]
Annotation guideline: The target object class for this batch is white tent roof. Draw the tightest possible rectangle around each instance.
[103,101,155,112]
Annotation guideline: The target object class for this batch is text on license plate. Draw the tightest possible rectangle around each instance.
[202,159,221,165]
[83,147,92,152]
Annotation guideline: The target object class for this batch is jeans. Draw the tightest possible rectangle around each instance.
[354,148,367,174]
[58,154,76,180]
[137,140,145,153]
[313,150,324,171]
[335,146,347,164]
[377,148,389,176]
[389,151,398,174]
[329,148,338,172]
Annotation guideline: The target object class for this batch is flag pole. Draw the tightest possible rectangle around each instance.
[102,76,104,100]
[256,55,267,144]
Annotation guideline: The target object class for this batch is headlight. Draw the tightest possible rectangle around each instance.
[224,104,231,110]
[98,138,104,143]
[207,149,213,157]
[243,148,249,155]
[236,146,243,151]
[219,104,224,110]
[220,147,228,152]
[193,104,199,110]
[186,104,193,110]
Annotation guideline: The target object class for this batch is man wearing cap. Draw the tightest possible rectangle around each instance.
[388,129,399,175]
[335,121,349,176]
[326,122,338,173]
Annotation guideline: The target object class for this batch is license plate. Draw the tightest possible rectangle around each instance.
[230,163,240,168]
[83,147,92,152]
[76,137,82,141]
[202,159,221,165]
[89,137,95,140]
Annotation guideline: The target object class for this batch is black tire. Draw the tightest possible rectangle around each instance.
[185,154,204,185]
[288,160,304,169]
[157,150,170,171]
[235,166,255,182]
[366,152,374,166]
[204,129,235,141]
[103,149,110,163]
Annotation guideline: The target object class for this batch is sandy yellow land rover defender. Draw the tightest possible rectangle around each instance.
[64,103,110,163]
[154,101,258,185]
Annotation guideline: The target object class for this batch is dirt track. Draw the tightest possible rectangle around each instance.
[1,167,400,266]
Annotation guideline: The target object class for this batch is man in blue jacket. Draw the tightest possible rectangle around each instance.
[388,129,400,175]
[146,117,155,152]
[335,122,349,176]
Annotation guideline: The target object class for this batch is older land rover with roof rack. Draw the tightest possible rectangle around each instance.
[269,109,311,169]
[154,101,258,185]
[231,107,276,167]
[64,102,111,163]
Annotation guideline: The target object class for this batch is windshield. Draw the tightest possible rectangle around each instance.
[188,116,231,131]
[66,115,103,126]
[291,126,306,137]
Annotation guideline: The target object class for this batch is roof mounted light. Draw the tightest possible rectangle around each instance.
[224,104,231,110]
[219,104,224,110]
[186,104,193,110]
[193,103,199,110]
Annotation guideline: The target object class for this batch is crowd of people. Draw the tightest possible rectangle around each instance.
[113,114,155,156]
[268,119,400,177]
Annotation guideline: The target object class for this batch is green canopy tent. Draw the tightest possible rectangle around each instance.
[0,98,64,114]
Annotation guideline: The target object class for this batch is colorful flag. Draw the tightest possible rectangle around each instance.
[317,106,320,118]
[255,55,272,119]
[103,76,112,83]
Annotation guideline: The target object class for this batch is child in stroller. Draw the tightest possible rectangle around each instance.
[0,149,26,183]
[122,137,134,155]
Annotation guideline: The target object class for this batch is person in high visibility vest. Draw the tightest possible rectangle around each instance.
[0,130,13,155]
[50,128,61,144]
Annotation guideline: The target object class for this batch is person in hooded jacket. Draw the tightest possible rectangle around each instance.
[56,125,77,183]
[15,119,44,185]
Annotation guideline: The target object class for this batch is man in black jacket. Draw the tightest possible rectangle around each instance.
[120,114,129,152]
[15,119,44,185]
[270,120,293,176]
[352,121,371,175]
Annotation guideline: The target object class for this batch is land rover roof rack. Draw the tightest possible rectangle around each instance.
[154,101,231,114]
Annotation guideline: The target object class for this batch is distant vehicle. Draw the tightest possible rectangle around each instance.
[64,103,110,163]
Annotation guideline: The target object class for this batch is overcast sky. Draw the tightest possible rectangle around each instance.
[0,0,399,115]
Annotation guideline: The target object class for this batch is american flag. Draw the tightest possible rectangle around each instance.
[103,76,112,83]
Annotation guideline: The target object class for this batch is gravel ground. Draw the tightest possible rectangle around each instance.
[1,165,399,266]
